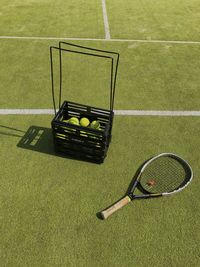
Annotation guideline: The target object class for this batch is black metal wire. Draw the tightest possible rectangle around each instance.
[59,41,119,56]
[59,44,62,109]
[50,47,57,115]
[110,58,113,111]
[59,42,120,111]
[52,42,120,112]
[111,53,119,111]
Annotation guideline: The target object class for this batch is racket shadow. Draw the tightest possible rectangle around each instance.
[96,158,151,220]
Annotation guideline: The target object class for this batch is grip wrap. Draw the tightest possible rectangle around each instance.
[100,195,131,219]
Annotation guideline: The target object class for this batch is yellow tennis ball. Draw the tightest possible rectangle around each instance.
[69,117,79,125]
[80,117,90,127]
[90,120,100,130]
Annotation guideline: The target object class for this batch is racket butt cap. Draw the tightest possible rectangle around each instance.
[100,211,107,220]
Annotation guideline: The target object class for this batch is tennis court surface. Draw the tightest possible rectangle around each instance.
[0,1,200,266]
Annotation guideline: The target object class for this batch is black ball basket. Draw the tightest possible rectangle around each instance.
[50,42,119,163]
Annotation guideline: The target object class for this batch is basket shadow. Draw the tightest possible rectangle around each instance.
[17,125,56,156]
[16,125,103,163]
[0,124,25,138]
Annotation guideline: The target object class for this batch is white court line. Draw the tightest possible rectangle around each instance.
[1,36,200,44]
[0,109,54,115]
[101,0,111,39]
[1,35,199,117]
[1,109,200,116]
[115,110,200,116]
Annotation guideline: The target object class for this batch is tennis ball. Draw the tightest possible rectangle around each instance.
[63,119,69,123]
[90,120,100,130]
[80,117,90,127]
[69,117,79,125]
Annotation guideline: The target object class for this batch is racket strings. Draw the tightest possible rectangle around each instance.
[140,157,189,193]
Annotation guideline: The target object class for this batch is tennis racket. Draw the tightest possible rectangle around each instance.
[100,153,193,219]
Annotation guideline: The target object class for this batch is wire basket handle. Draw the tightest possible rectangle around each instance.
[50,42,119,115]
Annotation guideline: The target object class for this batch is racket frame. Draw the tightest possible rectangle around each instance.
[137,152,193,196]
[100,153,193,219]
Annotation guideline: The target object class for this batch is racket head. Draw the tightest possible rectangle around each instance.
[138,153,193,195]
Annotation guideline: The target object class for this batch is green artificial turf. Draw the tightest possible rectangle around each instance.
[0,115,200,266]
[1,0,200,266]
[1,40,200,110]
[107,0,200,41]
[0,0,104,38]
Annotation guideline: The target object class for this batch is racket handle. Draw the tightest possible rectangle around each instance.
[100,196,131,219]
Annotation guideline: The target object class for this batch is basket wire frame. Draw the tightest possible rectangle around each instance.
[50,42,119,163]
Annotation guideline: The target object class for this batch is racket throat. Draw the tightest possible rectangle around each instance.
[128,193,139,200]
[130,193,162,200]
[132,194,150,199]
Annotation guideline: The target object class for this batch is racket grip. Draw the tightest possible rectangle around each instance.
[100,196,131,219]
